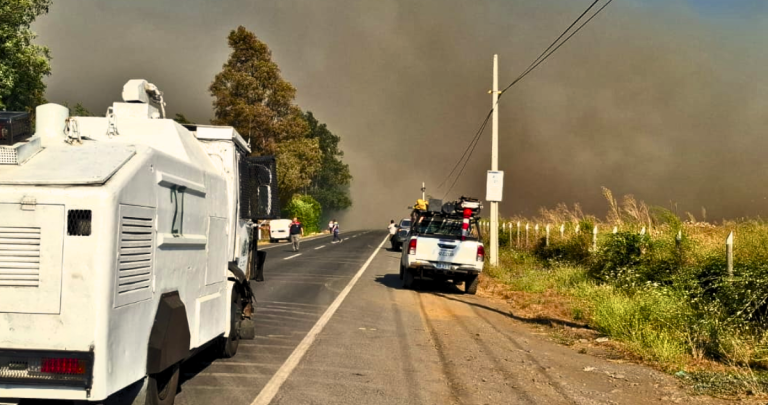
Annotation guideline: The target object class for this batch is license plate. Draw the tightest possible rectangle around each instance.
[436,262,451,270]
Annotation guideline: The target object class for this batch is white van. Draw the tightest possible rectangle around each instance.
[269,219,292,242]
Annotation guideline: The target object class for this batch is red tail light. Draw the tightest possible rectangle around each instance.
[41,358,87,375]
[476,245,485,262]
[408,238,417,255]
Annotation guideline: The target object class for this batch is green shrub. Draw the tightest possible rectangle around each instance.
[534,231,592,265]
[282,194,322,234]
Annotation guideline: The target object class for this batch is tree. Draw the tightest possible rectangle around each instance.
[210,26,322,206]
[0,0,52,111]
[282,195,322,234]
[276,136,322,203]
[304,111,352,210]
[63,102,92,116]
[209,26,308,156]
[173,113,192,124]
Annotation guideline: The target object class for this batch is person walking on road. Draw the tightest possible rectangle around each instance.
[290,217,304,251]
[332,220,341,243]
[328,220,334,234]
[388,219,397,247]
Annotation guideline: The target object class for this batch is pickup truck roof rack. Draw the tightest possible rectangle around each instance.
[440,196,482,217]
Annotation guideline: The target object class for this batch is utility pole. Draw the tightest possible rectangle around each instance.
[490,54,500,267]
[421,182,426,201]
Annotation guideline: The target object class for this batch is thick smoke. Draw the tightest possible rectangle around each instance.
[33,0,768,229]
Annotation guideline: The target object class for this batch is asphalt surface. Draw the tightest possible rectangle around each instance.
[21,230,726,404]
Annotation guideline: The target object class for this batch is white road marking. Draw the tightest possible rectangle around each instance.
[284,254,301,260]
[251,235,388,405]
[344,238,349,241]
[314,245,326,250]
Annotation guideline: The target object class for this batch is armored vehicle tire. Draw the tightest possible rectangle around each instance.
[402,268,415,289]
[145,364,179,405]
[465,274,479,295]
[221,286,243,358]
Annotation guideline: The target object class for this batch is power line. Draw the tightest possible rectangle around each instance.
[436,108,494,190]
[501,0,614,97]
[520,0,602,78]
[442,111,492,198]
[437,0,615,198]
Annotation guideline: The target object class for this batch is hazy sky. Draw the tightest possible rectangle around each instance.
[32,0,768,227]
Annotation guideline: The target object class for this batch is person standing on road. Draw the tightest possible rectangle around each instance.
[290,217,304,251]
[388,220,397,235]
[332,220,341,243]
[328,220,334,234]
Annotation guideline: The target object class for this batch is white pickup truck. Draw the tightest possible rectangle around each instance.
[399,201,485,294]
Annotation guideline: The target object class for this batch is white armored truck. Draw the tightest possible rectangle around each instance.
[0,80,278,404]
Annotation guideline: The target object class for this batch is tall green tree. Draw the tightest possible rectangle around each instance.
[304,111,352,210]
[210,26,321,205]
[0,0,52,111]
[209,26,309,156]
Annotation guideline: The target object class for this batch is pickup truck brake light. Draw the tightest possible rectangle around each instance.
[408,238,417,255]
[476,245,485,262]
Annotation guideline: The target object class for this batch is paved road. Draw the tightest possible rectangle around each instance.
[23,230,725,404]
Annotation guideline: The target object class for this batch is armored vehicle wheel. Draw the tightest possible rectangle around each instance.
[221,286,242,358]
[402,268,415,289]
[465,274,479,295]
[145,364,179,405]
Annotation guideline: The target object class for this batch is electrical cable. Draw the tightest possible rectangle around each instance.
[520,0,602,78]
[437,0,615,198]
[501,0,614,97]
[436,108,494,190]
[442,111,492,198]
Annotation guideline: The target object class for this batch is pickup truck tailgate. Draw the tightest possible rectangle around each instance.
[415,237,478,266]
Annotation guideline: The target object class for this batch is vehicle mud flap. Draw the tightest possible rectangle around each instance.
[253,250,266,282]
[239,319,256,340]
[147,292,191,375]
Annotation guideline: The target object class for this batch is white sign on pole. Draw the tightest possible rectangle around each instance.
[486,170,504,202]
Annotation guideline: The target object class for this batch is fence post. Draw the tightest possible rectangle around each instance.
[546,224,551,247]
[516,221,521,248]
[640,226,646,235]
[613,226,618,234]
[509,223,513,248]
[560,223,565,239]
[675,230,682,248]
[535,224,539,241]
[575,224,580,235]
[525,223,530,248]
[726,231,734,279]
[592,225,598,251]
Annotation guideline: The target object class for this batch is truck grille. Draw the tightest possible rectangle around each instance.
[0,226,41,287]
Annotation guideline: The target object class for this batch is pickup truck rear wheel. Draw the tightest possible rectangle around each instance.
[402,267,415,289]
[465,274,479,295]
[145,363,179,405]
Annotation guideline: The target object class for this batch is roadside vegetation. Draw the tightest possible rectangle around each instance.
[483,188,768,397]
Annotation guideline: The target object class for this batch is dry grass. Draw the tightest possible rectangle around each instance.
[482,187,768,398]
